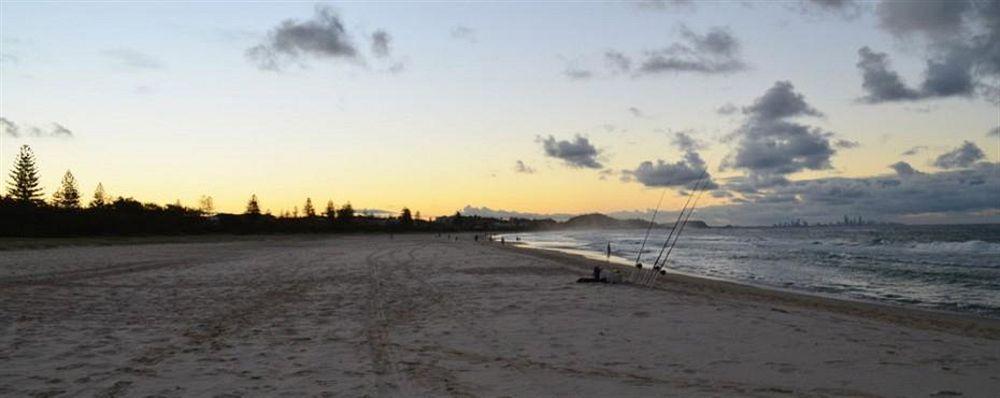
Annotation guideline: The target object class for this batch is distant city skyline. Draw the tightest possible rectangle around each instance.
[2,1,997,225]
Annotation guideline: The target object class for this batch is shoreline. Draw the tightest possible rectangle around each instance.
[501,241,1000,340]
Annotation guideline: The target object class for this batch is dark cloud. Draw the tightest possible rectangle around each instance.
[634,0,695,11]
[450,26,476,42]
[834,139,860,149]
[247,5,359,71]
[514,160,536,174]
[876,0,972,38]
[1,118,73,138]
[605,51,632,73]
[624,130,716,190]
[101,48,164,69]
[889,161,922,176]
[933,140,985,169]
[920,46,977,97]
[539,135,603,169]
[623,157,715,189]
[716,102,738,115]
[902,145,927,156]
[1,117,18,137]
[795,0,864,20]
[702,163,1000,225]
[50,123,73,137]
[856,47,922,102]
[858,0,1000,103]
[470,164,1000,225]
[371,30,391,58]
[724,81,837,186]
[802,0,860,12]
[563,67,593,80]
[637,26,746,75]
[742,80,822,120]
[671,131,705,152]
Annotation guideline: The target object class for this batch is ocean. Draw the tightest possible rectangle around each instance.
[500,224,1000,318]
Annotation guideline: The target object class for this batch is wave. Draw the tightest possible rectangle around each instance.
[900,240,1000,255]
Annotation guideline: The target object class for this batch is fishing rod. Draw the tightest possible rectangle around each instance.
[650,168,709,270]
[630,187,668,282]
[638,168,710,286]
[647,177,710,287]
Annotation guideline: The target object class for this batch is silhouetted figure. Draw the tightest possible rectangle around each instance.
[501,237,505,245]
[577,266,603,283]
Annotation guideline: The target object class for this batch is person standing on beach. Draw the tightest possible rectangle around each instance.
[606,241,612,262]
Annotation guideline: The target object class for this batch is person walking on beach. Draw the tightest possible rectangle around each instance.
[606,241,612,262]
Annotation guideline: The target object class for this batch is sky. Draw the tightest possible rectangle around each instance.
[1,0,998,225]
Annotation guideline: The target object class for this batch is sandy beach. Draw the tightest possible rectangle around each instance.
[1,234,998,397]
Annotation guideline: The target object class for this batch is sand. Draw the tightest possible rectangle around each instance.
[1,234,998,397]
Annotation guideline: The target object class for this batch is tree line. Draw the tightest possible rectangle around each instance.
[1,145,539,237]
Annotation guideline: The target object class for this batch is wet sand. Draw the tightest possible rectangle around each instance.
[1,234,998,397]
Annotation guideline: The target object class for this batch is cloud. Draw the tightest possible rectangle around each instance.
[371,30,391,58]
[1,117,19,137]
[623,130,717,189]
[605,50,632,73]
[538,135,602,169]
[856,47,921,102]
[682,163,998,225]
[563,67,593,80]
[670,131,705,152]
[637,26,747,75]
[901,145,927,156]
[50,123,73,137]
[623,157,715,189]
[741,80,822,120]
[450,26,476,42]
[723,81,837,186]
[628,107,643,117]
[857,1,1000,103]
[834,139,860,149]
[1,118,73,138]
[797,0,863,19]
[933,140,985,169]
[101,48,164,69]
[471,164,1000,225]
[716,102,738,115]
[876,0,972,38]
[514,160,536,174]
[889,161,922,176]
[989,127,1000,137]
[246,5,359,71]
[634,0,695,11]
